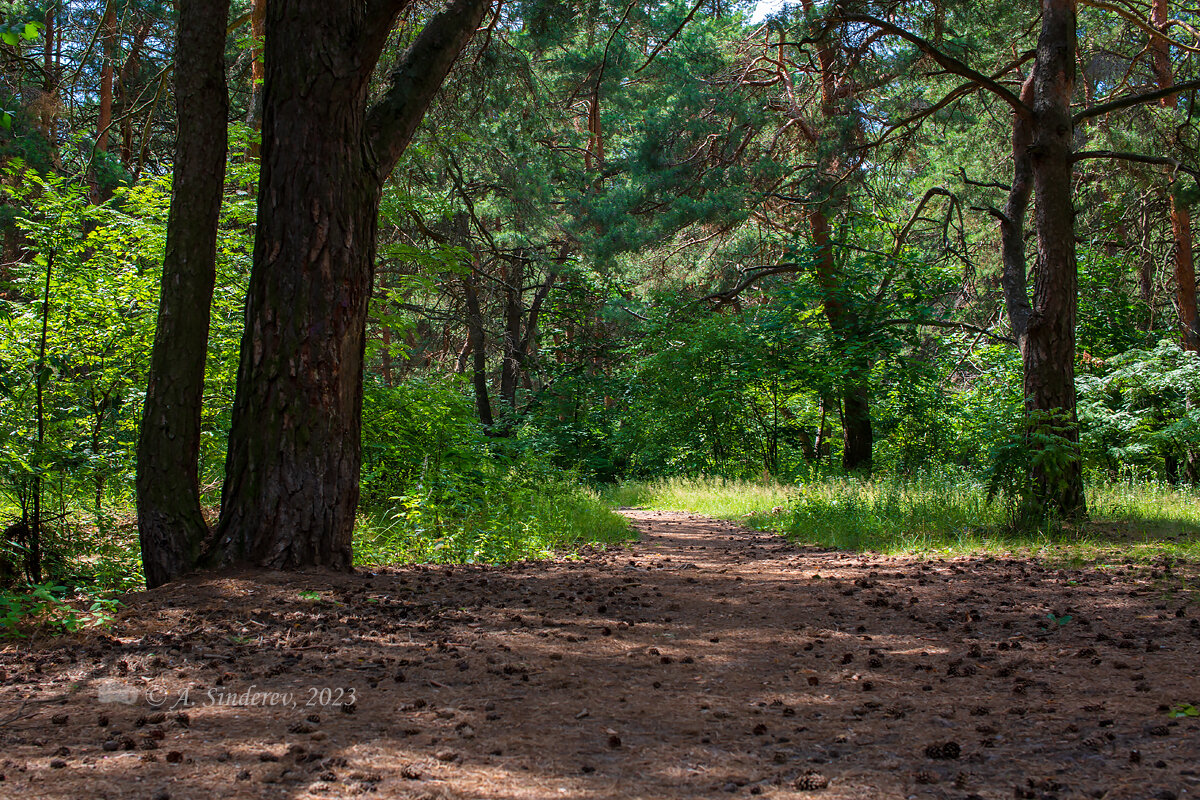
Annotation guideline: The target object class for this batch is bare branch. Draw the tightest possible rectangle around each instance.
[831,12,1030,116]
[1074,79,1200,123]
[1073,150,1200,182]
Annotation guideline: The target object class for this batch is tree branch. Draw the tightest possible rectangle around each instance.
[1073,150,1200,182]
[703,264,802,304]
[365,0,490,180]
[1074,79,1200,123]
[882,318,1016,345]
[832,12,1030,116]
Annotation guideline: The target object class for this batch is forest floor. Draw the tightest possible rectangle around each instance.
[0,509,1198,800]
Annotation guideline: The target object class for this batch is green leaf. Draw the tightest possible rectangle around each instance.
[0,112,11,130]
[1,31,19,46]
[23,22,41,41]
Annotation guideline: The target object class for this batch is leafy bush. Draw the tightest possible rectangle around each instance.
[1077,340,1200,481]
[0,582,121,639]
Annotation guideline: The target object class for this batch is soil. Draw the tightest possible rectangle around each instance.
[0,509,1198,800]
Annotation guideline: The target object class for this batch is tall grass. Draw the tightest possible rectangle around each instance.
[604,474,1200,562]
[355,478,634,567]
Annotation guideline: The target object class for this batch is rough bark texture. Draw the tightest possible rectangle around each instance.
[999,77,1037,349]
[1025,0,1086,516]
[214,0,487,570]
[136,0,230,589]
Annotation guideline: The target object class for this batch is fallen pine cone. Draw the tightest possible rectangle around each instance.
[925,741,961,760]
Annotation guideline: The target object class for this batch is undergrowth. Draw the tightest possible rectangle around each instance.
[354,474,634,566]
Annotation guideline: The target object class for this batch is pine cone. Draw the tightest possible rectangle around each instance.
[794,771,829,791]
[924,740,961,759]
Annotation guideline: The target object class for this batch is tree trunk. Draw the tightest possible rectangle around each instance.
[463,272,494,427]
[96,3,117,154]
[214,0,487,570]
[380,324,394,387]
[499,257,524,418]
[40,4,56,139]
[995,6,1086,518]
[811,207,872,472]
[136,0,230,589]
[117,20,151,170]
[802,4,873,473]
[1150,0,1199,350]
[245,0,266,158]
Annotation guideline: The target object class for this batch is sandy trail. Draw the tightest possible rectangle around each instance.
[0,508,1197,799]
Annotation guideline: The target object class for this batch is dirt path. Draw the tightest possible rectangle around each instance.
[1,509,1198,799]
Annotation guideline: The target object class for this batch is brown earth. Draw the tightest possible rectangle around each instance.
[0,509,1198,800]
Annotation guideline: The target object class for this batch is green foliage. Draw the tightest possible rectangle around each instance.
[0,135,254,585]
[985,408,1083,529]
[359,376,489,508]
[357,470,632,566]
[357,374,634,565]
[1078,341,1200,481]
[0,581,121,639]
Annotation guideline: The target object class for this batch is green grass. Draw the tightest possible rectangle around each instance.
[355,479,635,566]
[604,474,1200,563]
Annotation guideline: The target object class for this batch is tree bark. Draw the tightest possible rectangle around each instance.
[96,3,117,154]
[499,257,524,417]
[136,0,230,589]
[802,2,873,473]
[214,0,487,570]
[1025,0,1086,516]
[811,206,873,472]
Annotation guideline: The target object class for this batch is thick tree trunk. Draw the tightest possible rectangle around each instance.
[215,5,379,571]
[1171,204,1198,350]
[995,5,1086,517]
[1025,0,1086,516]
[215,0,487,570]
[136,0,229,589]
[841,380,873,473]
[96,4,117,153]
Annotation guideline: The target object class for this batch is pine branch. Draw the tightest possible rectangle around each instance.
[1074,79,1200,123]
[365,0,490,180]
